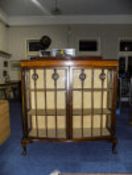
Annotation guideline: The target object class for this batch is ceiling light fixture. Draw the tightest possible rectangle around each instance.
[52,0,62,15]
[31,0,51,15]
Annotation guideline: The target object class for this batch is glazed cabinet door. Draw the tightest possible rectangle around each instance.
[22,67,69,140]
[70,67,116,139]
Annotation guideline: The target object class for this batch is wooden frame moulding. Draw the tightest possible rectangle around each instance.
[20,56,118,155]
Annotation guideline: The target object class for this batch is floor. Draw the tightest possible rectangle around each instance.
[0,101,132,175]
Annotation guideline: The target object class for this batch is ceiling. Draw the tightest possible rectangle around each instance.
[0,0,132,26]
[0,0,132,16]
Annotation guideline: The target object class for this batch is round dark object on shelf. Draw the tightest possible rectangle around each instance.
[40,35,52,50]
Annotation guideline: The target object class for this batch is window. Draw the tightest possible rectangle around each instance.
[119,57,126,75]
[78,38,101,56]
[79,40,97,51]
[120,40,132,52]
[128,56,132,76]
[118,38,132,77]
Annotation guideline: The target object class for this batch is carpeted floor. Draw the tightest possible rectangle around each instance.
[0,101,132,175]
[63,174,132,175]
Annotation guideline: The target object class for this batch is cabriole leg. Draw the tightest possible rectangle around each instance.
[112,138,118,154]
[21,144,27,156]
[21,139,30,156]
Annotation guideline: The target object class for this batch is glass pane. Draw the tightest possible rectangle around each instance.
[103,91,107,108]
[94,69,101,88]
[57,91,66,109]
[37,92,45,109]
[57,70,66,89]
[30,69,35,89]
[83,69,92,88]
[73,69,92,89]
[73,69,81,88]
[73,116,82,138]
[73,91,81,109]
[47,116,55,129]
[104,69,108,88]
[36,69,44,89]
[31,91,45,109]
[31,91,35,109]
[83,92,91,109]
[47,92,55,109]
[93,115,107,128]
[94,92,101,108]
[83,116,92,128]
[57,116,66,129]
[46,69,54,89]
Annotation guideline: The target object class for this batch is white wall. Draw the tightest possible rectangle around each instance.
[0,21,8,51]
[8,25,68,60]
[8,25,68,80]
[8,24,132,80]
[0,21,9,83]
[70,24,132,58]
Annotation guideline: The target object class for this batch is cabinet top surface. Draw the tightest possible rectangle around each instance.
[20,56,118,68]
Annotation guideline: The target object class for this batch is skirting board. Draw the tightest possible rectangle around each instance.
[63,174,132,175]
[50,171,132,175]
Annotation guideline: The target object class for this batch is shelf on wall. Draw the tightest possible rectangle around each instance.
[0,50,12,57]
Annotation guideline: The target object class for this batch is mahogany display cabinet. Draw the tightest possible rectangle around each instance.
[20,56,118,155]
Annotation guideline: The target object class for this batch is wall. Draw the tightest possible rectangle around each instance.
[70,24,132,58]
[0,21,9,84]
[8,25,68,60]
[8,24,132,80]
[0,21,8,51]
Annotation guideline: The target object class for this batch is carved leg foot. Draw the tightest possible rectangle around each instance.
[21,145,27,156]
[112,138,118,154]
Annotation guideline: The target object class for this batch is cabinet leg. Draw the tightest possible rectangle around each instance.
[112,138,117,154]
[21,145,27,156]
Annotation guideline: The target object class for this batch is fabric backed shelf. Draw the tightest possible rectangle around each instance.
[28,108,111,116]
[28,88,112,91]
[28,128,111,138]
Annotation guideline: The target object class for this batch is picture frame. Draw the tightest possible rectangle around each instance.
[76,37,101,56]
[25,38,41,58]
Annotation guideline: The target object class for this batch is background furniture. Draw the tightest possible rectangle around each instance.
[20,57,118,154]
[0,100,10,144]
[0,50,11,84]
[118,56,132,107]
[119,77,130,107]
[0,81,21,100]
[129,78,132,125]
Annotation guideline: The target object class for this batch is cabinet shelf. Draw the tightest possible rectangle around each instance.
[29,88,66,92]
[28,109,66,116]
[72,88,111,91]
[28,128,110,138]
[29,88,112,92]
[28,108,111,116]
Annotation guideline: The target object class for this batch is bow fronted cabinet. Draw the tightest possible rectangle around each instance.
[20,56,118,155]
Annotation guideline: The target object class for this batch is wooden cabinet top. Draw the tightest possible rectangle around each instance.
[20,56,119,68]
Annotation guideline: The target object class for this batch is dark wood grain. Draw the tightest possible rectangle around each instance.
[20,56,118,154]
